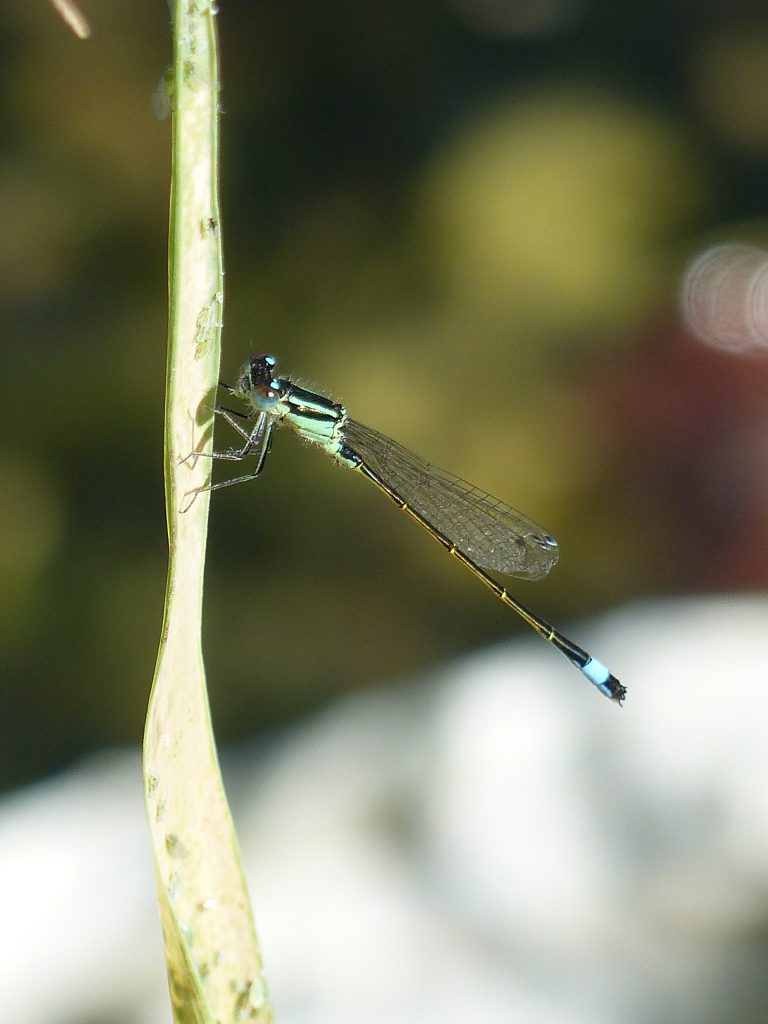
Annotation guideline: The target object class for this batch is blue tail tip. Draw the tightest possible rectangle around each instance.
[582,656,626,705]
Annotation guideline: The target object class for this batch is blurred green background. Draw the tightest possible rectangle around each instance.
[3,0,768,791]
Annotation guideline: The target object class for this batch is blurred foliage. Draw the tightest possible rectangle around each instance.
[3,0,768,790]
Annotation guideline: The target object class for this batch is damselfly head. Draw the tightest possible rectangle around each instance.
[230,353,278,398]
[247,352,278,385]
[236,352,283,412]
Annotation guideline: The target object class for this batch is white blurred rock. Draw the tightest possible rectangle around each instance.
[2,595,767,1024]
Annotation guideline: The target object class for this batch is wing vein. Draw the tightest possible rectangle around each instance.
[343,418,559,579]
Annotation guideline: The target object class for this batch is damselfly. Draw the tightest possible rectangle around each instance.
[190,353,625,704]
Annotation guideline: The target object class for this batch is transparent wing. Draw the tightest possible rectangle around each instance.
[343,418,559,579]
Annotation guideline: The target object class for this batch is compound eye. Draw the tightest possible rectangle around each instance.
[253,382,281,410]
